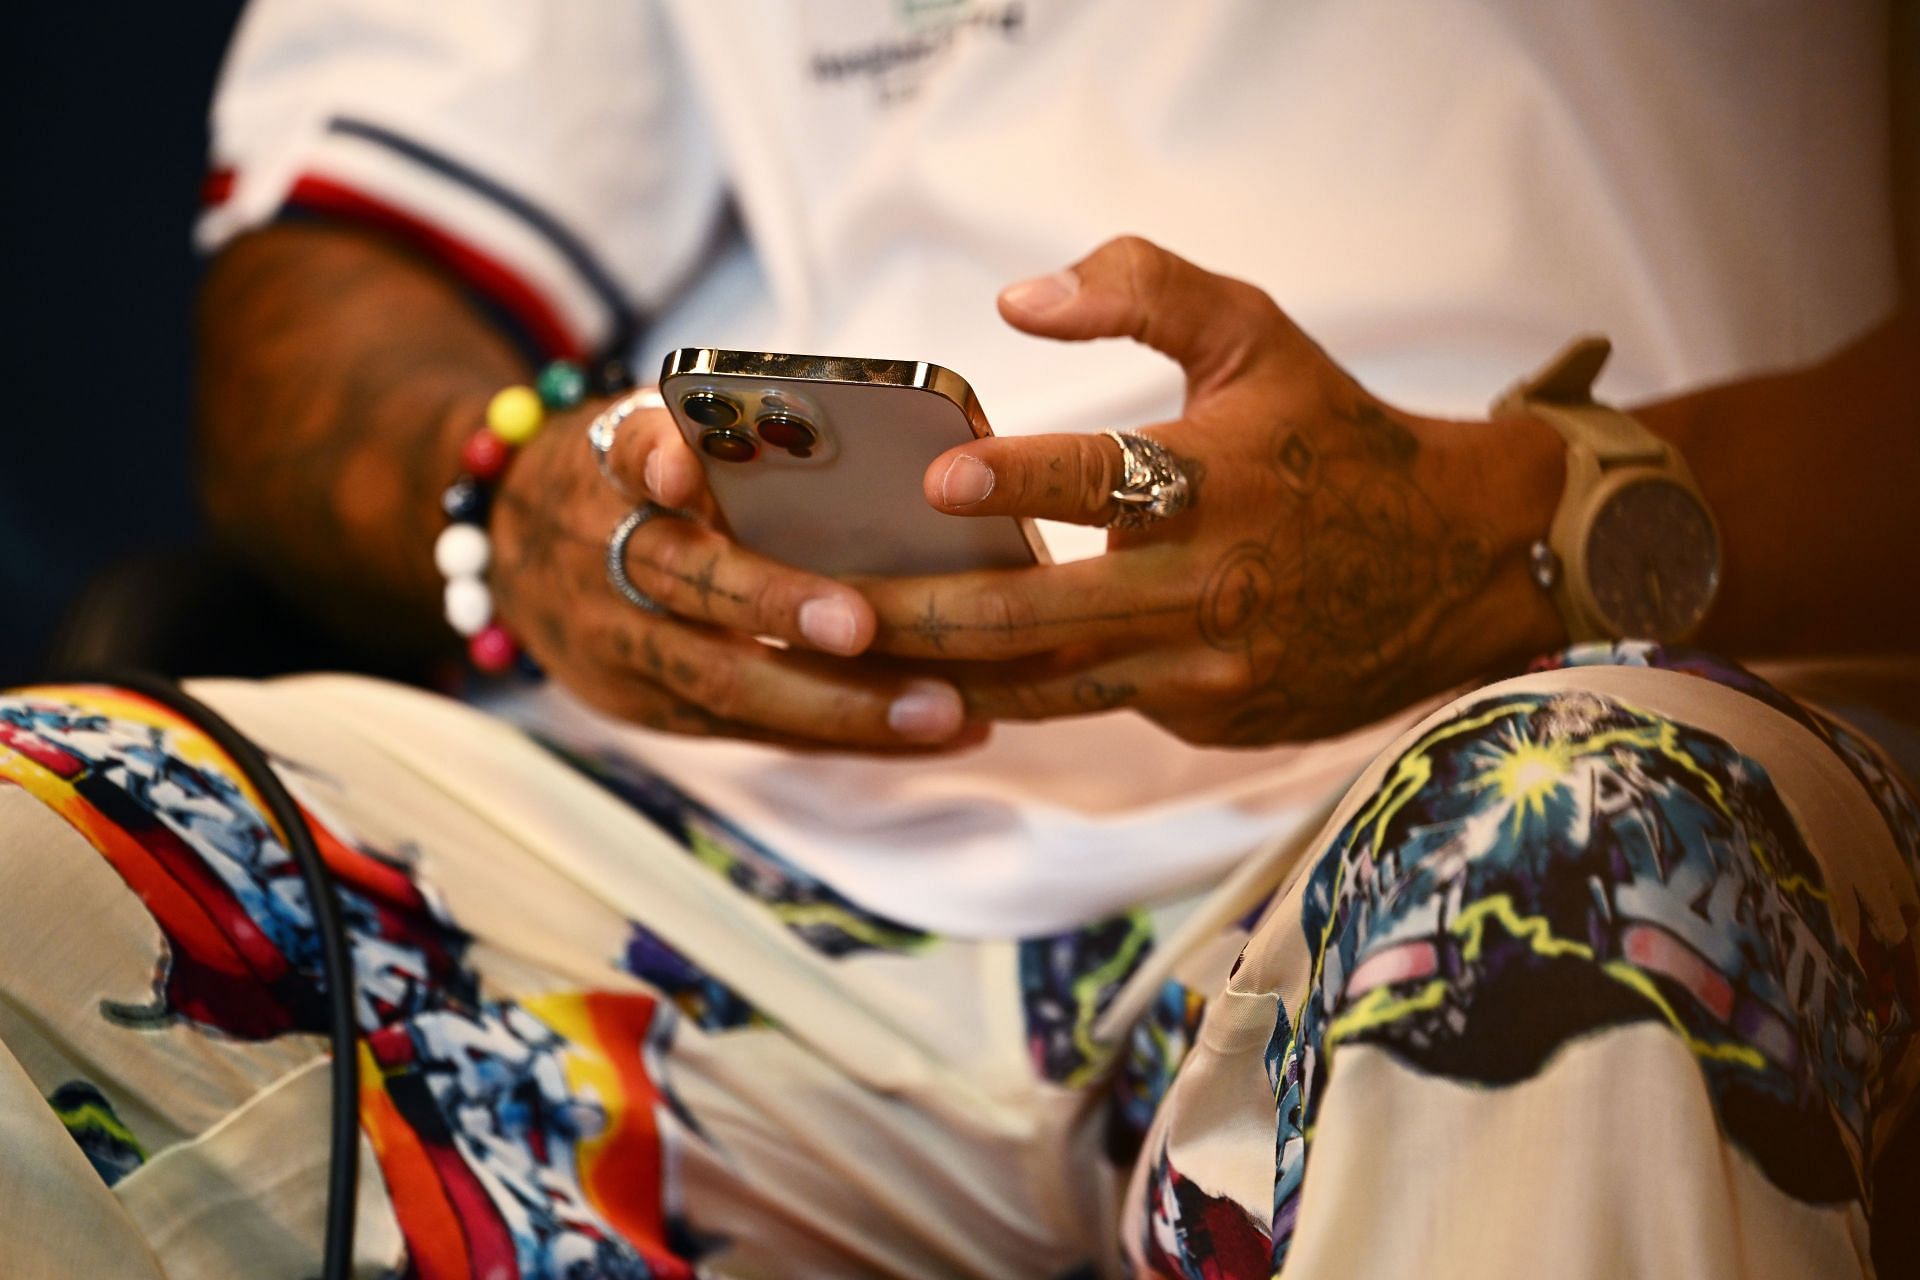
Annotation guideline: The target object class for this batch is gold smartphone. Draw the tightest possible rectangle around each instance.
[659,349,1050,577]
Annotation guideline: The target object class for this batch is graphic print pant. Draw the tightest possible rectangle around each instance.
[0,644,1914,1278]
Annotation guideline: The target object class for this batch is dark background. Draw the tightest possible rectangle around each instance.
[2,4,248,686]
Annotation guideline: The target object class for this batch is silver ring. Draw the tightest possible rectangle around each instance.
[1102,430,1193,530]
[606,503,692,615]
[587,387,666,499]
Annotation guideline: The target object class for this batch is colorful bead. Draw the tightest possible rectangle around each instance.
[468,623,518,674]
[536,360,588,410]
[443,576,493,638]
[485,385,544,445]
[460,429,511,482]
[433,523,490,579]
[440,476,488,524]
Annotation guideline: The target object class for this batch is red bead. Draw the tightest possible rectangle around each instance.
[460,429,511,482]
[468,624,518,674]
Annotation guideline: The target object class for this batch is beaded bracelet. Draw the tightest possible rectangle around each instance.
[435,359,619,674]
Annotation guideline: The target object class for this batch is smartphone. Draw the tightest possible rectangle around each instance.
[658,349,1049,577]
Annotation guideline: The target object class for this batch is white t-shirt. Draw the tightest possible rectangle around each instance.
[203,0,1899,936]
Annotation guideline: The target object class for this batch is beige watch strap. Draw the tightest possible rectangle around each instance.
[1494,336,1668,465]
[1494,335,1693,643]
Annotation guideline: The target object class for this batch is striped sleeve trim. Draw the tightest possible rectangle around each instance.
[201,117,639,360]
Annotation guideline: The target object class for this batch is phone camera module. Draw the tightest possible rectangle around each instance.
[681,391,741,429]
[699,426,758,463]
[755,413,817,458]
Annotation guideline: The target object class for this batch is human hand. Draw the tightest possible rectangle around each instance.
[488,394,978,749]
[857,237,1565,745]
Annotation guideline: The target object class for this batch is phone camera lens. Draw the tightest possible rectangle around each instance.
[699,426,758,462]
[681,392,740,428]
[755,413,817,454]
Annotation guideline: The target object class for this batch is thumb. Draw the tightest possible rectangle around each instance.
[997,235,1298,397]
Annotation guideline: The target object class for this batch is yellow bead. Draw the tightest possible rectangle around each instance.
[486,386,544,445]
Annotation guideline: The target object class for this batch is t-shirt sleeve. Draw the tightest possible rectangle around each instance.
[198,0,726,359]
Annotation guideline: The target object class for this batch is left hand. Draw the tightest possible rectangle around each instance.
[857,236,1565,745]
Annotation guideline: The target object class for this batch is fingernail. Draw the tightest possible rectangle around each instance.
[939,455,995,507]
[644,449,669,501]
[798,596,861,654]
[1000,268,1080,314]
[888,680,964,742]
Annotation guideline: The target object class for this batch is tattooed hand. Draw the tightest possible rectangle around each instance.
[488,395,979,750]
[858,236,1566,745]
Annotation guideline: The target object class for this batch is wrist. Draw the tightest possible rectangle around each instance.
[1420,411,1568,678]
[438,359,622,675]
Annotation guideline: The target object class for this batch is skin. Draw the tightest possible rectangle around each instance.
[198,223,973,751]
[200,229,1917,752]
[854,237,1920,745]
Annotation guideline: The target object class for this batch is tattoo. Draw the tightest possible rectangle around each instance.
[907,596,963,652]
[895,596,1187,652]
[197,224,525,646]
[1196,400,1489,743]
[1276,431,1315,493]
[1071,676,1137,711]
[684,556,732,611]
[492,488,751,615]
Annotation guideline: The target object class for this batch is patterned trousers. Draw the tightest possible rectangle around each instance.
[0,644,1913,1278]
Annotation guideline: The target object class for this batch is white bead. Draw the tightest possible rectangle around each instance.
[434,523,491,579]
[444,576,493,637]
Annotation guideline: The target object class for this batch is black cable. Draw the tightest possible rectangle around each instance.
[48,670,358,1280]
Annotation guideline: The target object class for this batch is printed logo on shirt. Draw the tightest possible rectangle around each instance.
[811,1,1025,107]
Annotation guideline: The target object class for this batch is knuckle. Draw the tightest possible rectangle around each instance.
[816,692,880,743]
[973,585,1037,640]
[634,522,688,582]
[1108,233,1158,267]
[1075,439,1117,515]
[1175,652,1255,703]
[998,448,1047,509]
[1112,234,1168,300]
[685,652,743,718]
[747,572,805,634]
[1238,283,1287,336]
[1226,278,1276,318]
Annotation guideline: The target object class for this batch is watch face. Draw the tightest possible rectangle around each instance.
[1584,478,1721,641]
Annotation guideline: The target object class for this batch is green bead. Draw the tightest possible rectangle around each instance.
[536,360,588,410]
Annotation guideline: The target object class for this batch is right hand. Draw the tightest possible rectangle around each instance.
[488,391,978,750]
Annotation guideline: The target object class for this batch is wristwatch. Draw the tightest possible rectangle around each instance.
[1493,336,1721,644]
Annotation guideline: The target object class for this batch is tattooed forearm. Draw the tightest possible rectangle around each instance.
[196,223,526,647]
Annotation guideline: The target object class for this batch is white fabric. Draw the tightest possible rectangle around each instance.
[1283,1032,1874,1280]
[204,0,1899,937]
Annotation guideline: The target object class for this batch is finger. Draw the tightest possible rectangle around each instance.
[620,511,877,656]
[857,554,1191,660]
[600,395,708,509]
[561,668,991,755]
[924,430,1139,526]
[582,611,974,747]
[937,646,1250,724]
[997,235,1298,396]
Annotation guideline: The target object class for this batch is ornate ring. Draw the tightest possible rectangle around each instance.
[587,387,667,499]
[605,503,692,615]
[1101,430,1193,530]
